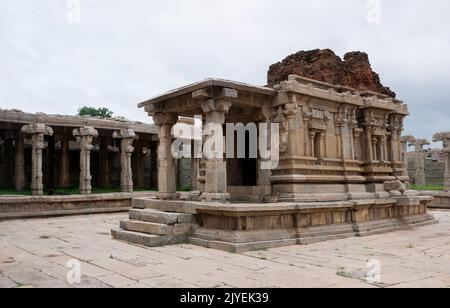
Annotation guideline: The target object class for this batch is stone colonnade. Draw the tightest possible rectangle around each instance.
[16,124,139,196]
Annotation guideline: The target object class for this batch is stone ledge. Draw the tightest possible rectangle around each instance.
[0,192,156,220]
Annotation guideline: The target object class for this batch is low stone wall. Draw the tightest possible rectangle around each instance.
[420,191,450,209]
[0,192,156,220]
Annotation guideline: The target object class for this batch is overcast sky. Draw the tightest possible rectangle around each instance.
[1,0,449,147]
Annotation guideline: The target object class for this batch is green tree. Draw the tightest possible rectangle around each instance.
[77,107,114,118]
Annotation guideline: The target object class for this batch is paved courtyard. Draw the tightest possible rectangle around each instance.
[1,210,450,288]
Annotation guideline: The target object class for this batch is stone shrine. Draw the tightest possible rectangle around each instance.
[112,50,437,252]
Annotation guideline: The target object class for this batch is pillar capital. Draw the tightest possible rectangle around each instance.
[401,135,415,145]
[433,132,450,152]
[21,123,53,136]
[201,99,232,114]
[413,138,430,151]
[113,128,137,140]
[73,126,98,138]
[153,113,178,126]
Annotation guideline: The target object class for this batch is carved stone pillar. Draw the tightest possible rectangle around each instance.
[400,135,414,178]
[309,131,316,157]
[433,132,450,190]
[113,129,137,193]
[337,107,353,160]
[409,138,429,187]
[353,129,362,161]
[73,127,98,195]
[256,107,273,190]
[21,124,53,196]
[364,125,373,162]
[201,98,232,201]
[14,132,25,191]
[191,87,236,201]
[372,137,378,161]
[153,112,178,199]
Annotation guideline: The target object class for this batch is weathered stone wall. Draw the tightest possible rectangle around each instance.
[408,158,445,186]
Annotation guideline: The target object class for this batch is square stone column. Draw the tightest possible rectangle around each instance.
[113,129,137,193]
[73,127,98,195]
[401,135,415,177]
[196,89,235,202]
[152,112,178,200]
[21,124,53,196]
[410,138,430,187]
[433,132,450,191]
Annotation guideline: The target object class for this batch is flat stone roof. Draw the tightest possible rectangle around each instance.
[138,78,277,108]
[138,76,409,116]
[0,109,157,134]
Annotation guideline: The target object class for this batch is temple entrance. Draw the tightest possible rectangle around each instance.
[227,130,257,187]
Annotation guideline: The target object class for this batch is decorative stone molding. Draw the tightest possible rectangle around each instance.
[21,123,54,196]
[73,126,98,195]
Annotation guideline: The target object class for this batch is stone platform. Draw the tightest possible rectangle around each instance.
[112,193,438,253]
[0,192,156,220]
[421,191,450,209]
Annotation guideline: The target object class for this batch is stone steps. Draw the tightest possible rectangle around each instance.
[120,220,173,235]
[111,228,187,247]
[129,209,195,224]
[112,206,197,248]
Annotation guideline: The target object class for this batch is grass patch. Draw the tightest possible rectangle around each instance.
[410,184,444,191]
[178,184,191,192]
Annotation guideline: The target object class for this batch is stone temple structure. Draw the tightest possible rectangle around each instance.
[112,50,437,252]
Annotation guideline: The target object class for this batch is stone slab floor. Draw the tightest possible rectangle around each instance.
[1,210,450,288]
